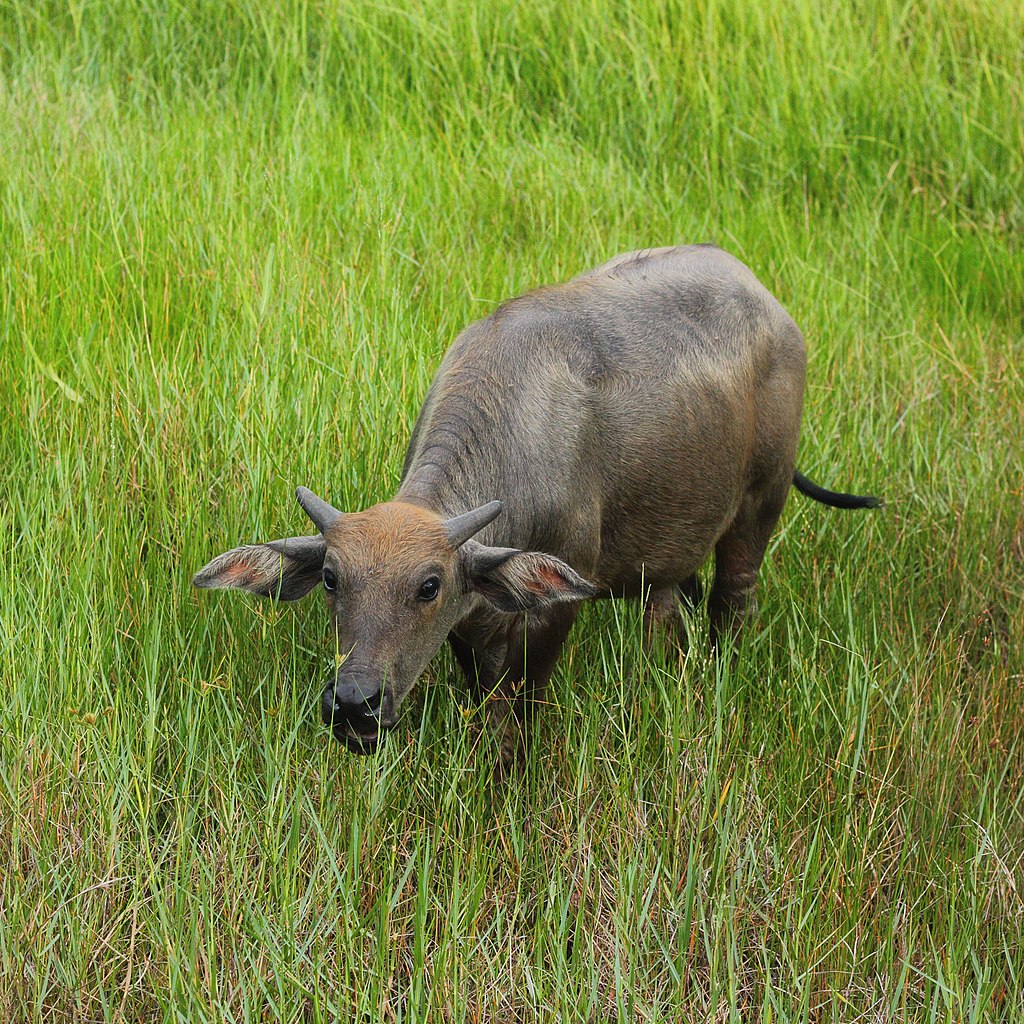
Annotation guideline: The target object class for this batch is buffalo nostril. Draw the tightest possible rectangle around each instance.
[322,685,343,727]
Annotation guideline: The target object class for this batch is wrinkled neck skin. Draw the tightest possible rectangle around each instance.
[395,360,534,547]
[397,460,513,549]
[395,406,526,562]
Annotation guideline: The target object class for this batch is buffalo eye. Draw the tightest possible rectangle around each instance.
[417,575,440,602]
[322,568,337,592]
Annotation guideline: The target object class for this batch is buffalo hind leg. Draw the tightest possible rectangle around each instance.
[709,488,787,654]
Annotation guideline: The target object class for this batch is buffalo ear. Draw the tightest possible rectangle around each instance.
[463,542,598,613]
[193,535,326,601]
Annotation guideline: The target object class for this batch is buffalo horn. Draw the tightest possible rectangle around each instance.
[443,500,503,547]
[295,486,342,534]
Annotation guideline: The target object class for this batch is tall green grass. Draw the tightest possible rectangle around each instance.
[1,1,1022,1020]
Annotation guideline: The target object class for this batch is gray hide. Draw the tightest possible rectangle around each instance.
[401,244,807,622]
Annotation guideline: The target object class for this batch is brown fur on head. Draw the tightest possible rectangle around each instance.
[324,501,452,580]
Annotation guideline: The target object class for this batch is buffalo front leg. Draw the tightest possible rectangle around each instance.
[449,633,488,694]
[488,604,579,769]
[449,628,508,713]
[643,575,704,645]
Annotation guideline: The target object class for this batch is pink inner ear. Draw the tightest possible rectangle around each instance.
[222,562,248,583]
[225,561,263,586]
[533,563,567,592]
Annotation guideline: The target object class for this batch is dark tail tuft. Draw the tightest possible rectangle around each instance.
[793,470,882,510]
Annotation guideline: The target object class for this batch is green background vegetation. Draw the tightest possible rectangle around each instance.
[1,0,1022,1019]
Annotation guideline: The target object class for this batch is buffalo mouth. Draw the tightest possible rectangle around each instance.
[332,722,389,755]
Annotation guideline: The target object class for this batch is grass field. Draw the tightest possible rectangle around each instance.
[2,1,1023,1020]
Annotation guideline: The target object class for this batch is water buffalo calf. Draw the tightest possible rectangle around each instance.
[195,245,878,763]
